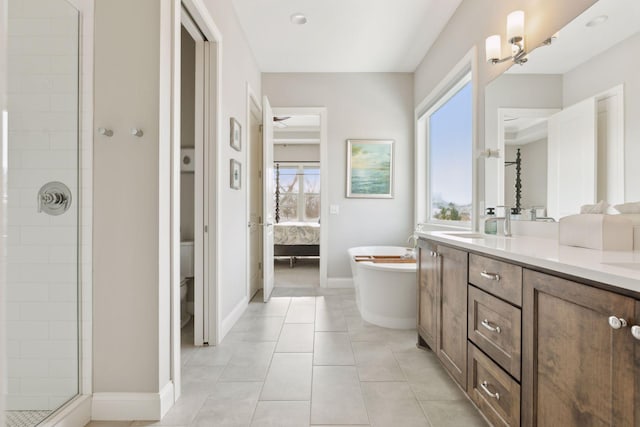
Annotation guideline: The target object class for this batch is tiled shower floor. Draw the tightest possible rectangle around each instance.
[6,411,51,427]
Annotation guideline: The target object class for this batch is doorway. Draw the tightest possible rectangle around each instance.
[248,107,328,296]
[247,88,263,300]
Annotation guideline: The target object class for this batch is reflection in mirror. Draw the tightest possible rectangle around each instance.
[484,0,640,220]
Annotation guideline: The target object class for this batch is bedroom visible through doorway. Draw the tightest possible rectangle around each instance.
[273,114,321,289]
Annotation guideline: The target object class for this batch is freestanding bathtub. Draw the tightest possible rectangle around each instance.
[348,246,417,329]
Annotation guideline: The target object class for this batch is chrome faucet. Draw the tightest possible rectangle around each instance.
[496,205,512,237]
[407,234,418,249]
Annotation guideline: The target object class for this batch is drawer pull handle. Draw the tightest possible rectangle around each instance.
[480,270,500,281]
[480,381,500,400]
[608,316,628,330]
[631,325,640,340]
[481,319,501,334]
[429,251,439,258]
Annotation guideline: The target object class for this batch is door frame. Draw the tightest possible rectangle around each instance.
[171,0,222,400]
[269,106,328,287]
[245,83,262,300]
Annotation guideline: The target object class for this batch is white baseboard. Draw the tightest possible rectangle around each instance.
[43,395,91,427]
[219,296,249,341]
[91,381,175,421]
[326,277,354,288]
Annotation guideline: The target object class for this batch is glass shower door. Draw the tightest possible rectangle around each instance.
[5,0,80,425]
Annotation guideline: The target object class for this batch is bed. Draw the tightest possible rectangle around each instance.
[274,221,320,267]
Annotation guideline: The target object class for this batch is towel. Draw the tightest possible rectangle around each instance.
[580,200,608,214]
[559,214,633,251]
[613,201,640,214]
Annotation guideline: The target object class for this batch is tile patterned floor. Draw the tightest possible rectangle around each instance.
[86,287,488,427]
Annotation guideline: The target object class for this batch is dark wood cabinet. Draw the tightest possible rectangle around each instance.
[436,245,469,389]
[417,239,438,350]
[522,269,636,427]
[417,241,468,389]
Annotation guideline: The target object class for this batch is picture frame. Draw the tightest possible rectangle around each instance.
[230,117,241,151]
[346,139,394,198]
[230,159,241,190]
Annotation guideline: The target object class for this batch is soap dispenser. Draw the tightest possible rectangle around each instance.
[484,207,497,235]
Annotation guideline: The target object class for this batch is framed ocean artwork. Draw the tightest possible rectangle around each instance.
[346,139,394,198]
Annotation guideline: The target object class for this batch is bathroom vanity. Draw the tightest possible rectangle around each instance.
[416,231,640,426]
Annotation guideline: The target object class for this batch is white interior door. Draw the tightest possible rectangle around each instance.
[547,98,597,218]
[262,96,275,301]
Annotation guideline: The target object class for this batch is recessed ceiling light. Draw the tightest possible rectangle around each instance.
[586,15,608,27]
[290,13,307,25]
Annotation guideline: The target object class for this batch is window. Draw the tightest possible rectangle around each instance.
[276,163,320,222]
[422,72,473,226]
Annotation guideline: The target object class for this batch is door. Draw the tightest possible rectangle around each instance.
[547,98,597,218]
[522,269,635,426]
[436,245,468,389]
[248,103,262,299]
[417,239,438,350]
[262,96,275,301]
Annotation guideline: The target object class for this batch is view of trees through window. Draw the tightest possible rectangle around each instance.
[276,164,320,222]
[428,77,472,224]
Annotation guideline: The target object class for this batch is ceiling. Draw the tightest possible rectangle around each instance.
[508,0,640,75]
[231,0,463,72]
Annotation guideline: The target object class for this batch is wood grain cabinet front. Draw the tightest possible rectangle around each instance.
[468,343,521,427]
[469,254,522,307]
[522,269,637,427]
[468,285,522,380]
[417,239,438,350]
[436,245,469,390]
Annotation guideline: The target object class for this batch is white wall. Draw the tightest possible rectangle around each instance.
[199,0,261,334]
[274,144,320,163]
[263,73,414,279]
[6,0,79,410]
[93,0,164,393]
[563,32,640,202]
[413,0,597,216]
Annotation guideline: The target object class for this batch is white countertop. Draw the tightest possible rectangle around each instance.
[416,231,640,295]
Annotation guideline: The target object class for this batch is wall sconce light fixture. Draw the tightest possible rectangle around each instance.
[486,10,528,65]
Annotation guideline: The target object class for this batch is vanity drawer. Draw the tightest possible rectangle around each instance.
[468,285,521,379]
[468,343,521,427]
[469,254,522,307]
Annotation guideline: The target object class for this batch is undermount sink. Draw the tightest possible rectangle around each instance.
[442,232,486,239]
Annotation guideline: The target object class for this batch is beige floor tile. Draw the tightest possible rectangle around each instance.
[86,423,134,427]
[260,353,312,401]
[185,341,239,367]
[219,342,276,381]
[314,309,347,332]
[361,382,429,427]
[310,366,369,425]
[346,316,393,342]
[276,323,314,353]
[131,393,205,426]
[206,381,263,401]
[250,401,310,427]
[190,399,258,427]
[226,316,284,342]
[420,400,488,427]
[316,295,347,312]
[352,341,405,381]
[285,303,316,324]
[180,365,225,396]
[246,297,291,317]
[313,332,354,365]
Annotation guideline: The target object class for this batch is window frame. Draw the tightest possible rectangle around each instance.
[276,162,320,222]
[414,48,478,230]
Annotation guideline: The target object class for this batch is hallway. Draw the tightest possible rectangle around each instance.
[88,289,486,426]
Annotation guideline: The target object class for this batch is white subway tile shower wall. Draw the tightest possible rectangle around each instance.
[7,0,79,411]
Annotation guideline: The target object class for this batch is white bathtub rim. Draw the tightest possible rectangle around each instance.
[348,246,417,272]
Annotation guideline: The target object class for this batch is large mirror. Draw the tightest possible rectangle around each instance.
[484,0,640,220]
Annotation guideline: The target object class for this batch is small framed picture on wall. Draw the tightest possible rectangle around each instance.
[230,159,241,190]
[230,117,241,151]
